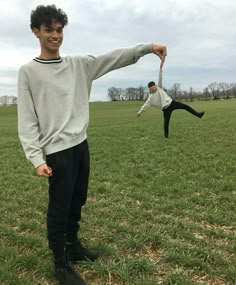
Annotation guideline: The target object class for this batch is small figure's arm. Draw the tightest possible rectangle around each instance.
[157,64,163,88]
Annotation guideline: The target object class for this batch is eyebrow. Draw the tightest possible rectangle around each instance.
[44,24,63,29]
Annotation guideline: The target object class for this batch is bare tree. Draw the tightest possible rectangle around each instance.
[218,82,231,99]
[202,88,210,100]
[189,87,194,101]
[136,86,146,100]
[0,95,9,105]
[12,96,17,105]
[168,83,181,99]
[229,83,236,98]
[208,82,219,100]
[124,87,135,100]
[107,87,122,101]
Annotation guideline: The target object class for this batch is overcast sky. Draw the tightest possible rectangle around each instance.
[0,0,235,101]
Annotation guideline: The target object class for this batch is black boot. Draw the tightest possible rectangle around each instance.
[54,256,87,285]
[65,241,99,263]
[198,111,205,118]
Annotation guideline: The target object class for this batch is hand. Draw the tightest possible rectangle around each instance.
[137,113,141,118]
[152,43,167,68]
[37,163,52,177]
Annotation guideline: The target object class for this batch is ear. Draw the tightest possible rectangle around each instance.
[32,27,40,38]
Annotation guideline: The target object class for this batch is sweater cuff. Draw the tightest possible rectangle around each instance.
[135,43,153,58]
[31,156,46,169]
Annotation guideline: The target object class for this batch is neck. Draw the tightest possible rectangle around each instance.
[39,50,60,60]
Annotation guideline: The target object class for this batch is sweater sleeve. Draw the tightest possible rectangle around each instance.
[86,43,153,80]
[17,67,45,168]
[137,97,152,114]
[158,69,163,88]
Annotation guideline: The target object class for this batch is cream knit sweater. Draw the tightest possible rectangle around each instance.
[18,44,153,168]
[137,69,172,114]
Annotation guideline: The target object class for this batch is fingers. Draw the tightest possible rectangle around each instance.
[160,47,167,60]
[159,47,167,67]
[152,44,167,66]
[160,59,165,69]
[44,166,52,177]
[37,164,53,177]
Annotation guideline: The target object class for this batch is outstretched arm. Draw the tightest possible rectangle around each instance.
[136,98,152,117]
[158,64,163,88]
[87,43,167,81]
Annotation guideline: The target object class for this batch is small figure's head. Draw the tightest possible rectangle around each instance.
[147,81,157,93]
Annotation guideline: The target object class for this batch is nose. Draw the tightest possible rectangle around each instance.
[51,30,60,38]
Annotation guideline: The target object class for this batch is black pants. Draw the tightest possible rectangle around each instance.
[163,100,200,138]
[46,140,90,259]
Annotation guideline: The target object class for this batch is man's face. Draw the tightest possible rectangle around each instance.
[149,85,157,94]
[33,20,63,56]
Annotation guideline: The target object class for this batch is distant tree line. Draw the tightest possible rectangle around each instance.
[107,82,236,101]
[1,81,236,105]
[0,95,17,105]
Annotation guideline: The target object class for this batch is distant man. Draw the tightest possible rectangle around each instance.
[137,65,204,138]
[17,4,167,285]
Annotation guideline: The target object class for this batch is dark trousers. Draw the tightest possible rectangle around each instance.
[163,100,200,138]
[46,140,90,259]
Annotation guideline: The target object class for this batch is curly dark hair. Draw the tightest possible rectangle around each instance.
[30,4,68,30]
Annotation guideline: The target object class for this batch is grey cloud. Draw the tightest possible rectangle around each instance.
[1,0,236,100]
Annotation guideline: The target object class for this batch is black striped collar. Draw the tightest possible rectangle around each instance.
[34,57,62,64]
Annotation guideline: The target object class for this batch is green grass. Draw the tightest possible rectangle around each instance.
[0,100,236,285]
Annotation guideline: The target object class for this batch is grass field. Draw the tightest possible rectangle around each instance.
[0,100,235,285]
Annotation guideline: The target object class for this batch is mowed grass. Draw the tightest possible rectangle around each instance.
[0,99,235,285]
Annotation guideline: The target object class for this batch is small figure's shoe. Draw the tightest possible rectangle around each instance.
[54,262,86,285]
[66,241,99,263]
[198,111,205,118]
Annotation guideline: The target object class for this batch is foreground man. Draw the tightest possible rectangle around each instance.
[17,4,167,285]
